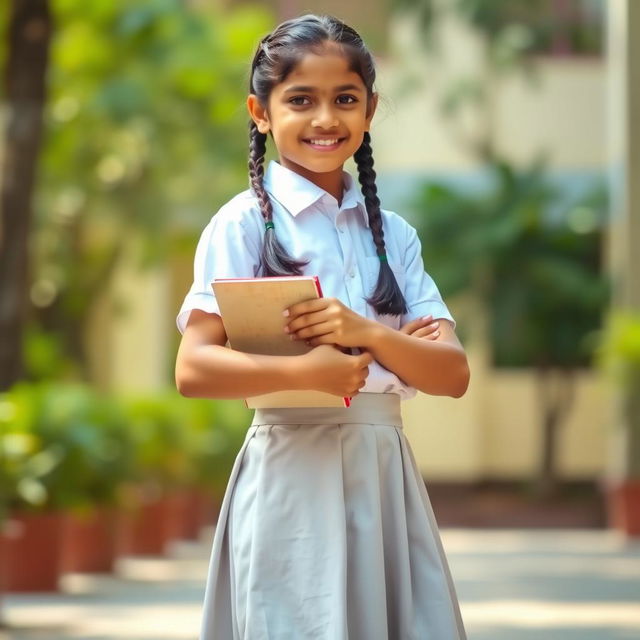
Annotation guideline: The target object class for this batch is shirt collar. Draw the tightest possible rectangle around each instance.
[263,160,369,227]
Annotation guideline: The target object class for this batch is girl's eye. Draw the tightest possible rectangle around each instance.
[288,95,358,106]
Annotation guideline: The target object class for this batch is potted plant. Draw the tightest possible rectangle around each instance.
[0,382,72,591]
[115,390,193,556]
[0,381,136,590]
[183,397,252,533]
[596,311,640,537]
[49,385,136,573]
[0,383,69,591]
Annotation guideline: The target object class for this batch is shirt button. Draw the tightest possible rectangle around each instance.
[337,226,344,233]
[349,270,355,278]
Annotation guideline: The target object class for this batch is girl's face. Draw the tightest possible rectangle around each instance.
[248,46,378,189]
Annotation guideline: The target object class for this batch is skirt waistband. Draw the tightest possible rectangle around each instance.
[251,392,402,427]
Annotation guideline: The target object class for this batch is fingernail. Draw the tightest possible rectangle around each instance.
[422,315,433,321]
[433,321,439,328]
[283,326,290,333]
[282,309,290,317]
[433,330,440,336]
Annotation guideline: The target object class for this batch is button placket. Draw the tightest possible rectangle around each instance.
[334,212,357,304]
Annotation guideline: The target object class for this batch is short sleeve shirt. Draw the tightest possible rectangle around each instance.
[177,160,455,400]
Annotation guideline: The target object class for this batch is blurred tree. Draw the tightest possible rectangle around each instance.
[393,0,609,496]
[0,0,272,385]
[394,0,603,59]
[415,162,609,496]
[0,0,52,391]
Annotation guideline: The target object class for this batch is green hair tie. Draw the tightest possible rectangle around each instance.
[265,221,275,231]
[378,253,388,263]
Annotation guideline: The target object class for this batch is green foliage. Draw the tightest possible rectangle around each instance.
[0,381,252,520]
[181,396,251,493]
[23,325,78,380]
[412,159,610,367]
[118,390,250,493]
[596,312,640,390]
[596,311,640,476]
[119,392,191,490]
[28,0,273,376]
[0,382,135,515]
[393,0,603,57]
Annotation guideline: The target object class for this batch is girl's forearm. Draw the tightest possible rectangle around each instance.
[176,344,304,399]
[364,324,470,397]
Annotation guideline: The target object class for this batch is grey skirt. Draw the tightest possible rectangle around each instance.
[199,392,467,640]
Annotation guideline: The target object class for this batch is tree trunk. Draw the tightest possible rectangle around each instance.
[0,0,52,391]
[534,366,576,498]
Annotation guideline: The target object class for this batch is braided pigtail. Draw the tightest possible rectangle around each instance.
[248,15,389,283]
[248,120,307,276]
[354,132,408,316]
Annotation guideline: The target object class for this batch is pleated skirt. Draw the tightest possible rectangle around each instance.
[199,392,467,640]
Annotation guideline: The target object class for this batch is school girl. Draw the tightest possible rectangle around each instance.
[175,13,470,640]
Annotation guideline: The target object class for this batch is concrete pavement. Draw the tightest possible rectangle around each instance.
[2,528,639,640]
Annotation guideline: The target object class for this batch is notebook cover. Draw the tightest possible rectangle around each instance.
[212,276,350,409]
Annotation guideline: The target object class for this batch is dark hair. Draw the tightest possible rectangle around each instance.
[248,14,407,316]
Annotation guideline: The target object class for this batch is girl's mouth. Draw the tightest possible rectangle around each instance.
[303,137,346,151]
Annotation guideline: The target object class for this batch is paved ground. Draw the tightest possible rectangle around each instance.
[1,528,639,640]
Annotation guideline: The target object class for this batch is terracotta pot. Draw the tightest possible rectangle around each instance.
[0,521,9,594]
[163,488,201,541]
[606,479,640,537]
[60,506,118,573]
[115,490,173,556]
[196,488,223,529]
[3,511,64,592]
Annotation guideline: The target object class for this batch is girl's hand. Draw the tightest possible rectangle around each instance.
[399,315,441,340]
[284,298,376,349]
[299,344,373,397]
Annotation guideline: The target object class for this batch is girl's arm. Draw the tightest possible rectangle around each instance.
[175,309,372,399]
[284,299,469,398]
[363,318,469,397]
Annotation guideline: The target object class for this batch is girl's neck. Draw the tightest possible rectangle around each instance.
[278,159,344,206]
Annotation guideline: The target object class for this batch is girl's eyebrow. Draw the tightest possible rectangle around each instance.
[283,84,363,93]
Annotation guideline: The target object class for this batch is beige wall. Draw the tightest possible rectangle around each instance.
[87,236,172,395]
[401,348,610,482]
[373,14,606,171]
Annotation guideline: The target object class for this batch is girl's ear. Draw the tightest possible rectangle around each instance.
[365,92,379,131]
[247,94,270,134]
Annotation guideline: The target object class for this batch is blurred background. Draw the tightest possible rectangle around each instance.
[1,0,639,638]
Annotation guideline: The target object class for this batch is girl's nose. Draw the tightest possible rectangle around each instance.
[311,106,339,129]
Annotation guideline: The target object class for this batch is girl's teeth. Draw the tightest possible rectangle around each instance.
[309,139,339,145]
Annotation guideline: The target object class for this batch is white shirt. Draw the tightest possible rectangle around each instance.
[177,160,455,400]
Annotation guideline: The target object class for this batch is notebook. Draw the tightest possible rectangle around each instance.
[212,276,350,409]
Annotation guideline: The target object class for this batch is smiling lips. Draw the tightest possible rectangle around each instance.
[303,137,346,151]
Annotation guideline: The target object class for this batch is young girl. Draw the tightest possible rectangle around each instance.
[175,13,469,640]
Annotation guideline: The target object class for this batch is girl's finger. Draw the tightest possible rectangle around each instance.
[285,308,331,334]
[284,297,329,319]
[413,328,440,340]
[411,321,439,338]
[411,324,440,338]
[411,327,432,339]
[399,315,433,335]
[307,334,335,347]
[292,320,335,341]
